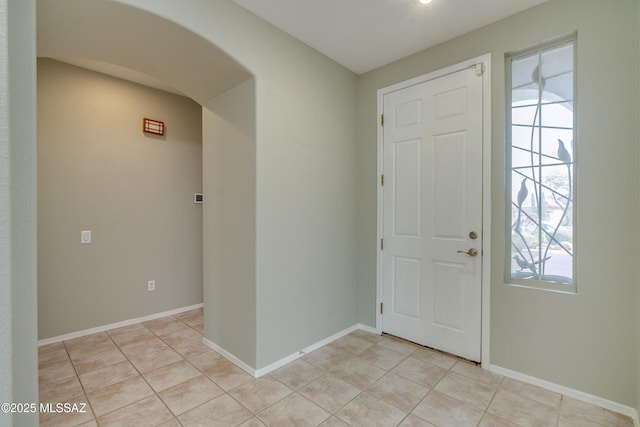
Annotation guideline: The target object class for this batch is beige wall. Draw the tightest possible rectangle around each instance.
[202,79,257,367]
[252,27,358,369]
[637,0,640,415]
[110,0,359,370]
[357,0,639,407]
[0,1,13,414]
[36,0,359,372]
[0,0,38,424]
[38,59,203,339]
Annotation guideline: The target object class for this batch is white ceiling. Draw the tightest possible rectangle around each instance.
[232,0,549,74]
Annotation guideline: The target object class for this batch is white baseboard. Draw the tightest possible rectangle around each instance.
[202,323,378,379]
[254,324,362,377]
[37,303,204,346]
[202,337,256,377]
[489,365,639,426]
[356,323,380,335]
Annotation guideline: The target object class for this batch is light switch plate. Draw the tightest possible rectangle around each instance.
[81,230,91,244]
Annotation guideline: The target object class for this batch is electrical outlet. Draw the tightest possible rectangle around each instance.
[147,280,156,291]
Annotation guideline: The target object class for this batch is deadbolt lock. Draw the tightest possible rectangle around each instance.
[469,231,478,240]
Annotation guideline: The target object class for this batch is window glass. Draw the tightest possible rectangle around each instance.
[507,39,575,292]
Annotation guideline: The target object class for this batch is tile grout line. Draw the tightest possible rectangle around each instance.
[65,328,436,426]
[44,311,244,426]
[556,394,565,427]
[304,347,379,418]
[299,338,423,424]
[305,336,422,423]
[144,313,267,425]
[248,375,297,425]
[477,375,507,427]
[112,318,182,426]
[139,314,219,425]
[296,348,366,422]
[67,313,202,426]
[61,340,99,427]
[89,320,177,426]
[357,334,513,427]
[166,324,258,422]
[401,347,457,426]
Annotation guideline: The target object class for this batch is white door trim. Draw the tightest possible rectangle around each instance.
[376,54,492,366]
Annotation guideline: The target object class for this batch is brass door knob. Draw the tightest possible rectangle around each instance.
[457,248,478,257]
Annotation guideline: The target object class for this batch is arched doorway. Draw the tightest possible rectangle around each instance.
[37,0,258,364]
[37,0,252,104]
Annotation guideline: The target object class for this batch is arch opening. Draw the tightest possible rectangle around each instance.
[36,0,258,370]
[37,0,254,105]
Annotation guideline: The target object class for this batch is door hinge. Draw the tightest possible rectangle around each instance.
[380,238,384,250]
[381,114,384,126]
[381,174,384,186]
[472,63,485,76]
[380,302,383,314]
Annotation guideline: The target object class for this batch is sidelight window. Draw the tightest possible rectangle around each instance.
[506,37,576,292]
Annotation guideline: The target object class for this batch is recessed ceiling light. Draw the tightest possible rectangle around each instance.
[419,0,432,4]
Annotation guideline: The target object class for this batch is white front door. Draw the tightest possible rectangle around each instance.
[381,65,484,361]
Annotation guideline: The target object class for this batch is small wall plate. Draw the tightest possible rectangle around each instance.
[194,193,203,204]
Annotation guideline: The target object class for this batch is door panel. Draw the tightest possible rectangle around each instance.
[432,261,466,332]
[434,87,467,119]
[394,99,422,129]
[393,139,421,237]
[382,66,483,361]
[392,256,421,319]
[433,132,466,239]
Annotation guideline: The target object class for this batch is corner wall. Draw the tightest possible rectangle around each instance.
[38,59,203,339]
[114,0,359,370]
[357,0,639,408]
[202,79,257,367]
[252,28,358,369]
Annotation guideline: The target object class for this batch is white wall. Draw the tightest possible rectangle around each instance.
[357,0,639,408]
[0,0,38,424]
[37,59,203,339]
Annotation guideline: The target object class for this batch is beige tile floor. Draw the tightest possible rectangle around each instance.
[38,308,634,427]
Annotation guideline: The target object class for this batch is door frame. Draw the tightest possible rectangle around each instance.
[376,54,492,366]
